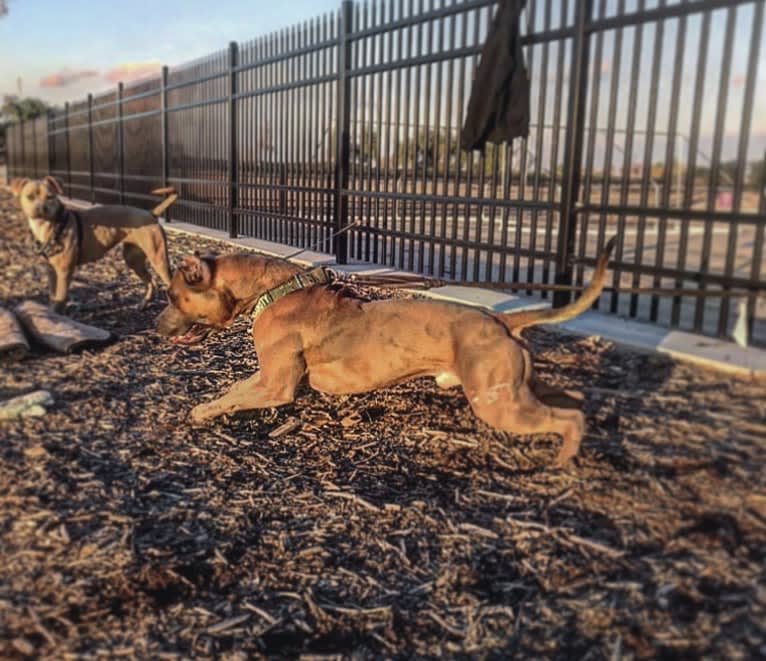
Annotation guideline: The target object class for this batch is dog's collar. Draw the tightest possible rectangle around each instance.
[35,207,83,259]
[250,266,333,321]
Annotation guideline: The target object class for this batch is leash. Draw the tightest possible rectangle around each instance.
[340,273,764,300]
[236,218,763,325]
[282,221,360,260]
[275,222,762,301]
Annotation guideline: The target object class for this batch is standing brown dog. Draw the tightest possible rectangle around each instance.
[156,238,616,467]
[10,176,176,312]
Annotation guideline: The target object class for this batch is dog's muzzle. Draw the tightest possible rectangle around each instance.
[155,306,213,345]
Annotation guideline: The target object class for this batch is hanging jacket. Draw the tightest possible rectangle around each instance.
[461,0,530,151]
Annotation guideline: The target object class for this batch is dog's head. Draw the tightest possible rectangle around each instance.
[155,253,237,344]
[12,176,65,221]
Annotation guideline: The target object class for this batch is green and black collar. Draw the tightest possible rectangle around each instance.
[250,266,333,321]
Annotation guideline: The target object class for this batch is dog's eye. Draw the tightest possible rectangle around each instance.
[27,194,35,201]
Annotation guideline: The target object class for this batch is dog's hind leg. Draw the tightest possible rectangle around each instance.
[123,243,155,310]
[458,338,585,468]
[190,344,306,423]
[468,384,586,468]
[144,225,173,287]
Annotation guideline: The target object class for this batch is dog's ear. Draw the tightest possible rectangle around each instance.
[9,178,30,197]
[178,254,212,291]
[43,176,64,195]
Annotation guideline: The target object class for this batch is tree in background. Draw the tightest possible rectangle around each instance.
[2,95,51,122]
[0,96,52,161]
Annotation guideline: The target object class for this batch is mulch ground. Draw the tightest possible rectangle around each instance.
[1,187,765,660]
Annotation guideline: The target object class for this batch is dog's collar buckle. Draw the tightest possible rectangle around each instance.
[250,266,333,322]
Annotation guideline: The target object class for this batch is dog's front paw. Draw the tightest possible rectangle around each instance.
[190,403,217,424]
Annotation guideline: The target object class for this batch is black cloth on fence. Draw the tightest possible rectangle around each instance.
[461,0,530,151]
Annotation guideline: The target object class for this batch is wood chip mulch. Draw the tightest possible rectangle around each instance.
[1,188,765,660]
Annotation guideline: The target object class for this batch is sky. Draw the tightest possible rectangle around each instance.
[0,0,340,104]
[1,0,764,166]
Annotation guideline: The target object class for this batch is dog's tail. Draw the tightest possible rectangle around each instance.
[497,236,617,338]
[150,186,178,218]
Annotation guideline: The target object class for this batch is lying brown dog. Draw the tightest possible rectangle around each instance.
[10,176,177,313]
[156,238,615,467]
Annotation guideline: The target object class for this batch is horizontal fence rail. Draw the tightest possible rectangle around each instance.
[6,0,766,343]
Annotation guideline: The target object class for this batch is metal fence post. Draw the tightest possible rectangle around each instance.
[19,120,25,178]
[554,0,593,308]
[87,93,95,202]
[280,163,287,216]
[117,82,125,204]
[161,65,171,222]
[228,41,239,238]
[30,116,38,178]
[4,124,11,181]
[333,0,353,264]
[64,103,72,197]
[46,110,55,176]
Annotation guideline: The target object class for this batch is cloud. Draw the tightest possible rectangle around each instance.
[105,60,161,84]
[39,68,100,88]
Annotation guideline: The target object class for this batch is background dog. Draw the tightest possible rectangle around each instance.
[10,176,176,313]
[156,238,616,467]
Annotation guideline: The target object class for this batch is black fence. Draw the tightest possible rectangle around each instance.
[6,0,766,342]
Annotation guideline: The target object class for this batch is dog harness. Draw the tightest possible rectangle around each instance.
[250,266,333,322]
[36,206,83,260]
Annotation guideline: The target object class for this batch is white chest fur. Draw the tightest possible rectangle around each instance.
[27,217,53,244]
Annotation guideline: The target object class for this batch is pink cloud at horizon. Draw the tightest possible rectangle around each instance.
[105,61,162,84]
[40,68,100,88]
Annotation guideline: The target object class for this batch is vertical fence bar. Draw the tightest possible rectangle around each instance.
[554,0,593,308]
[694,7,735,333]
[64,103,72,196]
[117,82,125,204]
[47,110,55,177]
[228,41,239,238]
[650,8,686,323]
[87,93,95,202]
[530,0,552,291]
[19,120,26,178]
[750,150,766,336]
[718,1,762,336]
[30,116,38,178]
[672,9,710,327]
[543,3,567,296]
[577,0,608,297]
[161,65,170,221]
[334,0,353,264]
[630,7,664,319]
[610,0,644,315]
